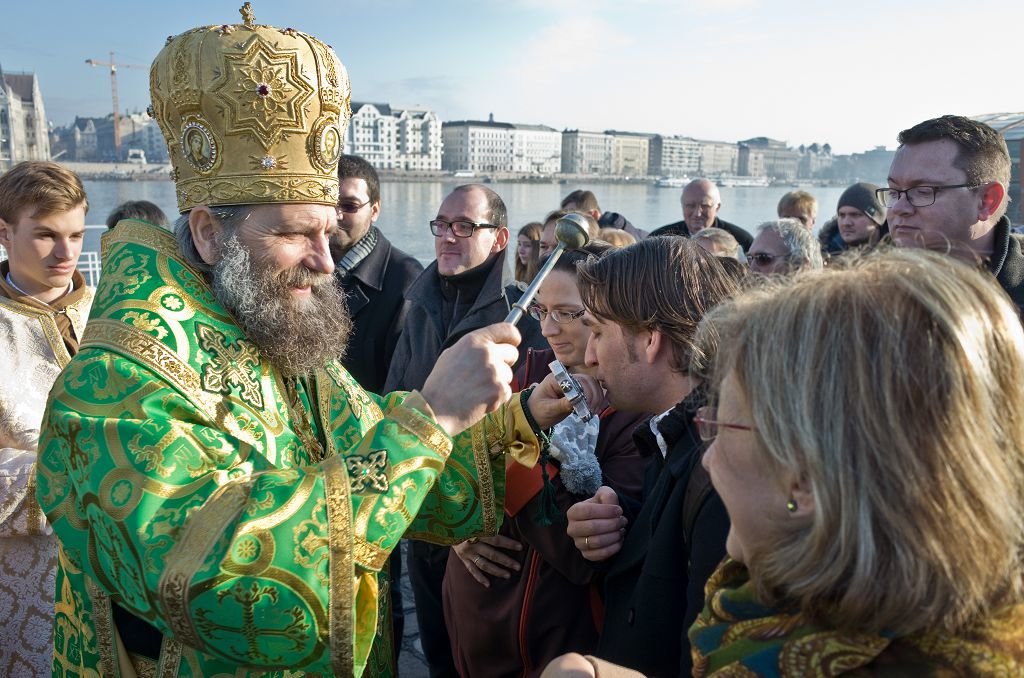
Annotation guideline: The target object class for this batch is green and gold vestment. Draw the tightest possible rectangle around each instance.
[37,220,536,677]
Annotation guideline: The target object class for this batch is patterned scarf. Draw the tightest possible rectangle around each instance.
[690,558,1024,677]
[337,226,379,276]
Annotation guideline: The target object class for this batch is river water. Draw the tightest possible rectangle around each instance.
[81,179,876,264]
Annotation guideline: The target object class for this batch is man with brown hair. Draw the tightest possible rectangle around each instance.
[565,237,736,677]
[884,114,1024,311]
[0,160,91,676]
[561,189,647,240]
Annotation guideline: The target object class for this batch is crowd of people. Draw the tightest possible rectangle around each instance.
[1,6,1024,678]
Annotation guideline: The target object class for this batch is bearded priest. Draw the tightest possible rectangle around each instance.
[37,5,575,677]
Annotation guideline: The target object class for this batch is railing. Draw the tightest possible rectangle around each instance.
[78,251,103,287]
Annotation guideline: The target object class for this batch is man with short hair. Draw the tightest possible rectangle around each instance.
[650,178,753,251]
[884,114,1024,310]
[827,182,887,254]
[565,237,736,677]
[105,199,169,229]
[0,160,92,676]
[38,12,571,677]
[385,183,546,677]
[747,218,824,275]
[332,154,423,394]
[777,189,818,229]
[561,189,648,240]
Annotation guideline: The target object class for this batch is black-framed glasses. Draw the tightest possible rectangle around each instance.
[748,252,789,267]
[875,184,980,208]
[693,406,755,442]
[336,198,372,215]
[429,219,498,238]
[528,305,586,324]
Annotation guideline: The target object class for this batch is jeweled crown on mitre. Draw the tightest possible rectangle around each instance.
[149,2,350,213]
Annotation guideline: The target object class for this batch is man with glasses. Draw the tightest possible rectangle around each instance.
[884,115,1024,310]
[385,183,545,678]
[747,218,823,275]
[649,178,753,252]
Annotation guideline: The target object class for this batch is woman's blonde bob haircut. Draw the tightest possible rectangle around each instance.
[707,249,1024,636]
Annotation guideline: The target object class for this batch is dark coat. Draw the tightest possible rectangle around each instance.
[385,249,548,677]
[384,248,547,393]
[990,216,1024,315]
[338,232,423,394]
[596,389,730,678]
[443,348,649,678]
[649,217,753,252]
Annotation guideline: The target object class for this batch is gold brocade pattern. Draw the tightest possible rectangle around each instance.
[346,450,390,493]
[196,322,264,409]
[86,577,117,677]
[158,479,254,649]
[39,219,518,676]
[149,8,350,211]
[323,454,355,677]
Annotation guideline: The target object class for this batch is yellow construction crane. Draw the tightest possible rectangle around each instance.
[85,52,145,161]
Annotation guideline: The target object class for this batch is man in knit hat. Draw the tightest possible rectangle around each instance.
[837,182,886,248]
[0,160,92,677]
[36,6,580,676]
[818,182,887,255]
[884,114,1024,311]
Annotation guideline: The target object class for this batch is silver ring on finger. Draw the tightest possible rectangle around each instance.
[585,535,590,549]
[473,556,481,566]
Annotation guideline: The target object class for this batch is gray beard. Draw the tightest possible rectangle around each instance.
[211,235,351,377]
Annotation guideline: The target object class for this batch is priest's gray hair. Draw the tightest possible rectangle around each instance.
[174,205,255,273]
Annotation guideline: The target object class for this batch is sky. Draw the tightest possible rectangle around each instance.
[2,0,1022,156]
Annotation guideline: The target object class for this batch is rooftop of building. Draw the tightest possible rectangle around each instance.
[2,71,37,103]
[352,102,393,116]
[443,119,515,129]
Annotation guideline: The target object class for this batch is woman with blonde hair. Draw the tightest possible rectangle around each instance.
[691,249,1024,675]
[543,249,1024,676]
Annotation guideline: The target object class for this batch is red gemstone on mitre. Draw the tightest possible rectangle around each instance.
[257,83,270,97]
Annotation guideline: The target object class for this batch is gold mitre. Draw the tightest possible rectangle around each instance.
[149,2,350,213]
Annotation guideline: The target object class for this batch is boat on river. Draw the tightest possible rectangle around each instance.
[715,174,770,188]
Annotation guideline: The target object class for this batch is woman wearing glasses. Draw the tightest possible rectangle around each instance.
[545,250,1024,676]
[693,250,1024,674]
[443,241,649,678]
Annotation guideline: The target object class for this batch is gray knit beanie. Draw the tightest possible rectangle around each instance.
[837,182,886,225]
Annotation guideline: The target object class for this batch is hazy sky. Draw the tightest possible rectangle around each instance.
[2,0,1021,155]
